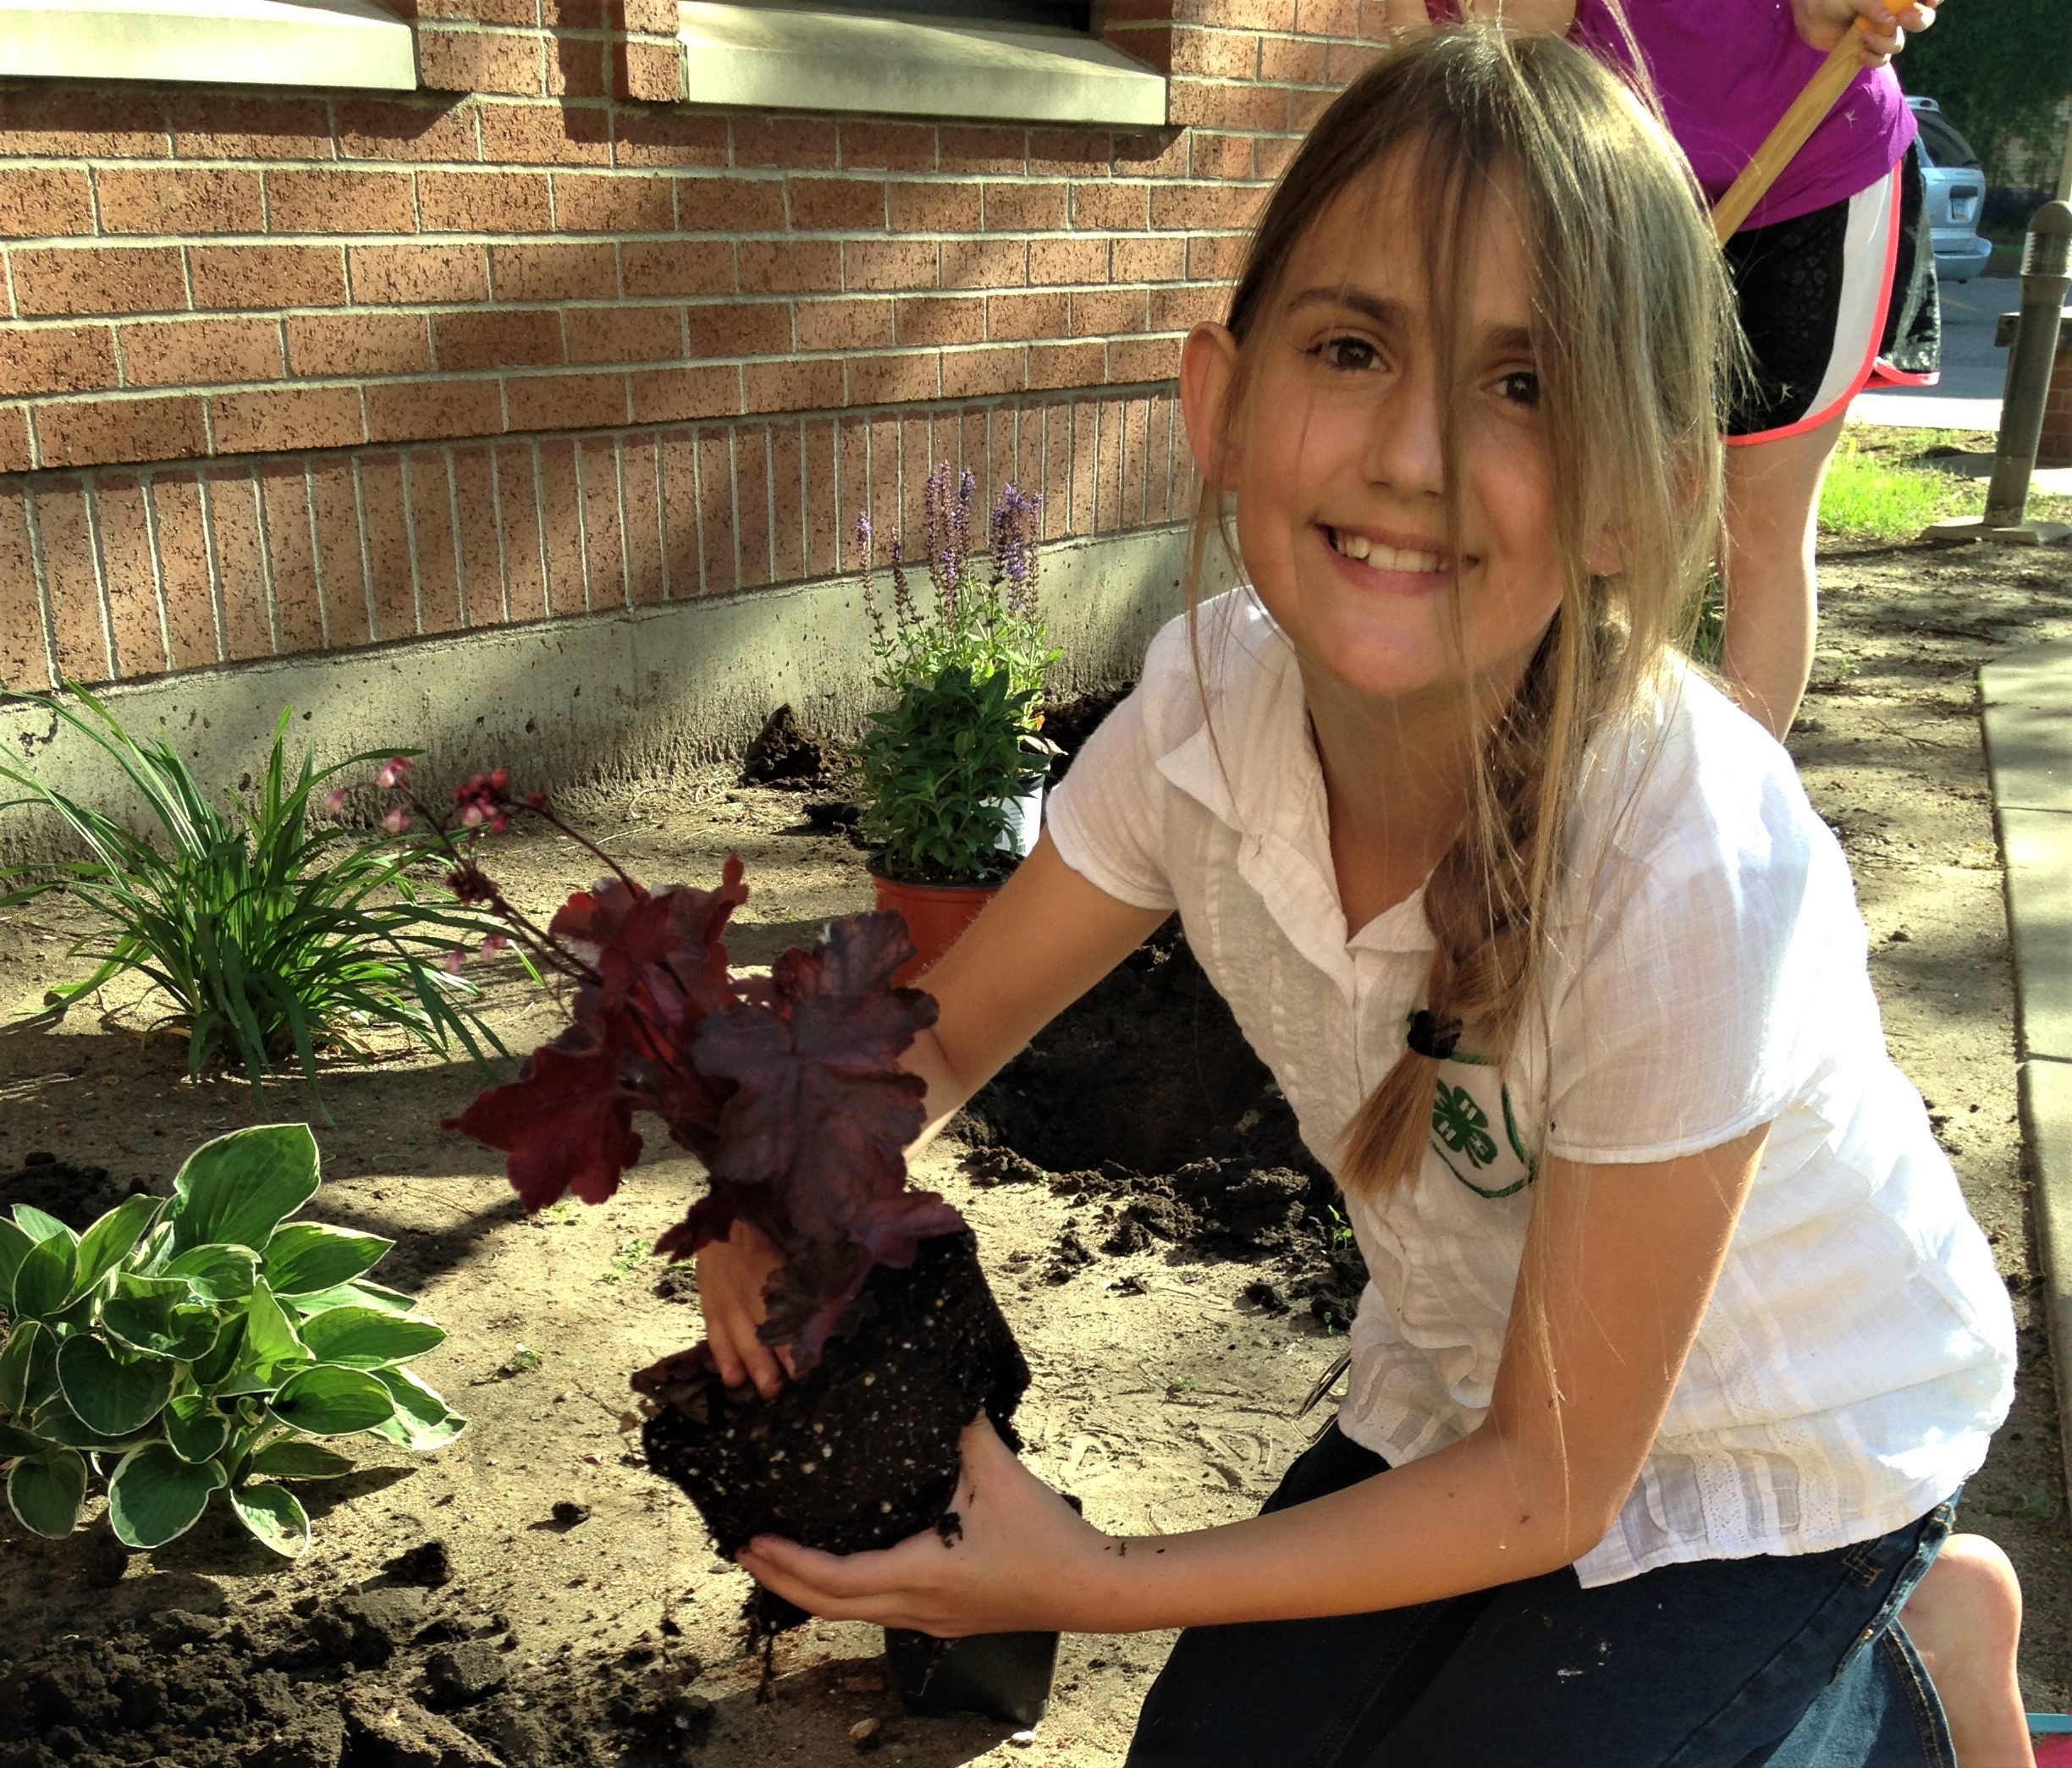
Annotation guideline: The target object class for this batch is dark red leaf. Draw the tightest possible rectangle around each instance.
[758,1240,877,1370]
[692,1004,934,1241]
[755,1191,960,1371]
[554,863,748,1093]
[653,1190,761,1266]
[444,1043,642,1211]
[449,851,963,1368]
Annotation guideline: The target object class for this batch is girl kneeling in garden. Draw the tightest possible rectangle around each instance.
[703,27,2025,1765]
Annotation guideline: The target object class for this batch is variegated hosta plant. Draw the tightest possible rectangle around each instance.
[0,1122,462,1558]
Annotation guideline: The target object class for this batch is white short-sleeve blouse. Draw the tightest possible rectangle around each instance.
[1045,590,2016,1586]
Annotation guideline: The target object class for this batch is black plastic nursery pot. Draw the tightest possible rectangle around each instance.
[884,1625,1062,1727]
[634,1230,1057,1718]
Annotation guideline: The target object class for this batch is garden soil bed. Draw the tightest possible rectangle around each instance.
[2,539,2071,1765]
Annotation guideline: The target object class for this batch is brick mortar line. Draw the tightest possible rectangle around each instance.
[446,443,471,627]
[649,432,670,603]
[0,144,1305,174]
[14,346,1197,416]
[347,453,378,649]
[8,305,1218,338]
[20,483,59,686]
[302,458,332,651]
[0,380,1184,487]
[250,458,283,657]
[0,215,1267,253]
[570,425,596,609]
[77,468,117,678]
[526,438,556,617]
[725,424,741,594]
[194,466,229,664]
[485,440,511,624]
[399,449,427,636]
[686,415,703,596]
[141,467,176,668]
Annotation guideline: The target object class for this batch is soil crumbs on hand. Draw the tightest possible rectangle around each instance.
[1,559,2069,1760]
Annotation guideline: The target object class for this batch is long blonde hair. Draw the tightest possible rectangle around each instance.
[1187,25,1739,1196]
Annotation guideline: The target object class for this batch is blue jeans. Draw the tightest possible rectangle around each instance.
[1127,1426,1955,1767]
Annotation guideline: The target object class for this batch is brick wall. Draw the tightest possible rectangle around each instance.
[0,0,1385,694]
[2037,332,2072,469]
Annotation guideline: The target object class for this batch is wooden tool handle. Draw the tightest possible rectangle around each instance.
[1711,19,1871,243]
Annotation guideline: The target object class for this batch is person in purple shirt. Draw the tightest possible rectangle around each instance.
[1389,8,2035,1762]
[1400,0,1939,742]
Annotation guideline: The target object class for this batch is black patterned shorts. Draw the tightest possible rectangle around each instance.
[1723,145,1940,443]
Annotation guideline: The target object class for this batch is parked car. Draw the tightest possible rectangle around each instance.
[1906,96,1993,283]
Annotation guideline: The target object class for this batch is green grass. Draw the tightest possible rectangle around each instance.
[1817,434,1980,540]
[598,1236,653,1285]
[1816,427,2072,543]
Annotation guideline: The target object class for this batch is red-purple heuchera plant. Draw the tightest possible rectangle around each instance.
[372,759,964,1373]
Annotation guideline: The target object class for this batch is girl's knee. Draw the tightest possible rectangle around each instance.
[1902,1531,2023,1655]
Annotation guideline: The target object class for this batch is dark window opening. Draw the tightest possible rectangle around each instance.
[1914,113,1981,171]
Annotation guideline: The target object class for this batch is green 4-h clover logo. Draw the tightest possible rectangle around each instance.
[1431,1082,1498,1168]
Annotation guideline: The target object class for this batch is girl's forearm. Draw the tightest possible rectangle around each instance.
[1063,1426,1620,1633]
[907,1024,980,1159]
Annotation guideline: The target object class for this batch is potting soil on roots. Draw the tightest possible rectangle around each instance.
[636,1231,1029,1633]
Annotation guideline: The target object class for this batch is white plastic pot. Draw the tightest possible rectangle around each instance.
[992,783,1044,858]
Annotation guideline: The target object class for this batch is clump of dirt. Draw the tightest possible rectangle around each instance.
[0,1572,712,1768]
[969,923,1314,1177]
[0,1149,157,1231]
[740,705,833,791]
[1045,1160,1366,1330]
[635,1231,1029,1633]
[965,923,1369,1325]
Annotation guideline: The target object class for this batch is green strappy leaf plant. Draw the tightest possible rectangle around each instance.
[0,686,518,1100]
[0,1124,464,1557]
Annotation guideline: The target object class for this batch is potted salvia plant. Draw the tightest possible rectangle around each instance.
[369,768,1047,1716]
[855,466,1057,982]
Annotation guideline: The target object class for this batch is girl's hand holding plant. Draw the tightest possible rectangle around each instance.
[697,1219,791,1398]
[738,1416,1119,1638]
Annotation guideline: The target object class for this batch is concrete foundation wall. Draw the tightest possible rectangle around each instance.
[0,520,1199,862]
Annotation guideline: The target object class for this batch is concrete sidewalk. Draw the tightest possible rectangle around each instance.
[1981,643,2072,1501]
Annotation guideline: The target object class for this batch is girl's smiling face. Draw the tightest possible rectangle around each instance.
[1184,162,1582,709]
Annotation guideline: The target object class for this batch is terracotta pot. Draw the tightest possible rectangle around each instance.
[870,867,1000,987]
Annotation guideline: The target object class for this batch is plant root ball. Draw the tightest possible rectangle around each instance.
[636,1231,1028,1632]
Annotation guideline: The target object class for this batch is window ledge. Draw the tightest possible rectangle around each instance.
[0,0,416,91]
[676,2,1166,128]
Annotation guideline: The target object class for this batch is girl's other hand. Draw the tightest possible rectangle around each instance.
[696,1219,793,1397]
[736,1417,1121,1637]
[1791,0,1939,64]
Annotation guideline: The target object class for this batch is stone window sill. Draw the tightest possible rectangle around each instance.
[677,2,1166,128]
[0,0,416,91]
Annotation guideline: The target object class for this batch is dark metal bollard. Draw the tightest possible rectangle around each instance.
[1987,203,2072,526]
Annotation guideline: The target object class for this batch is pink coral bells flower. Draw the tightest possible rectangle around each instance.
[452,769,515,833]
[481,934,510,959]
[444,950,467,974]
[383,808,411,834]
[376,757,414,790]
[322,787,347,814]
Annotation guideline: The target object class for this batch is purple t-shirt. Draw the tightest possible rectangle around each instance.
[1574,1,1915,229]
